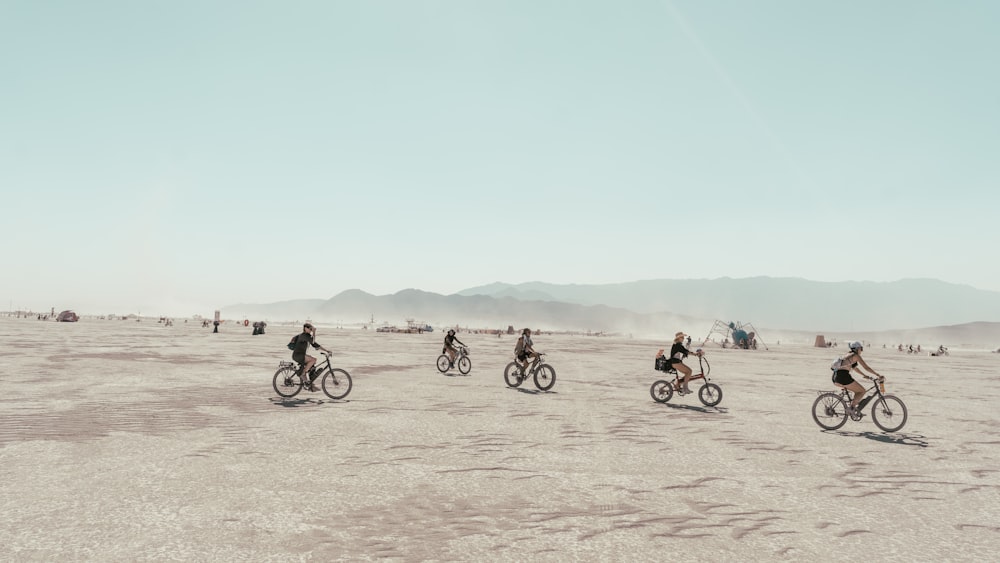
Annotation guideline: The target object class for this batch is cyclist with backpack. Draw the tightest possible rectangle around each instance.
[442,329,466,368]
[515,328,538,372]
[832,341,882,415]
[288,323,331,392]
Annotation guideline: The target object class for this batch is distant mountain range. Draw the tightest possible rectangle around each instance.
[457,278,1000,332]
[222,277,1000,343]
[224,288,704,336]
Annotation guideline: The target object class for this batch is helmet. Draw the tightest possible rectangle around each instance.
[849,341,863,352]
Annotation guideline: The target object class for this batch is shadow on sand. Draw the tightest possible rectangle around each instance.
[656,402,728,414]
[508,387,558,396]
[825,430,930,448]
[269,397,351,407]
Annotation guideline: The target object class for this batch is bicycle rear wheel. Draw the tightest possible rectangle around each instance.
[273,365,304,398]
[812,392,849,430]
[458,356,472,375]
[871,394,907,432]
[321,368,353,400]
[650,380,673,403]
[534,364,556,391]
[698,383,723,407]
[503,362,523,388]
[436,355,451,373]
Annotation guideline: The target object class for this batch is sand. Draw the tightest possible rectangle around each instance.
[1,317,998,561]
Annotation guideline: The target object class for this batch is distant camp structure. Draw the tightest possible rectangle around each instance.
[704,320,767,350]
[376,319,433,334]
[56,310,79,322]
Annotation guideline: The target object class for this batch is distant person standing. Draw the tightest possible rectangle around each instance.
[213,320,220,333]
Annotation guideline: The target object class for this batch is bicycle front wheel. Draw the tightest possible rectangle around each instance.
[458,356,472,375]
[534,364,556,391]
[698,383,723,407]
[503,362,523,388]
[273,365,303,398]
[436,355,451,373]
[650,380,673,403]
[871,394,908,432]
[812,392,849,430]
[322,368,353,400]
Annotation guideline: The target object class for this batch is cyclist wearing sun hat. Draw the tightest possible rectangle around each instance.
[669,331,702,395]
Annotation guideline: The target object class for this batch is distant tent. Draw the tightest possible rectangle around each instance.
[57,310,79,322]
[814,335,827,348]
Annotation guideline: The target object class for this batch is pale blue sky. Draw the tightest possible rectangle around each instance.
[2,1,997,315]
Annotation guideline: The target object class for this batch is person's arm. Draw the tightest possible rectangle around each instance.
[856,356,881,377]
[456,338,466,346]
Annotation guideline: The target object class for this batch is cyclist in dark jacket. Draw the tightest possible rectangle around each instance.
[290,323,331,391]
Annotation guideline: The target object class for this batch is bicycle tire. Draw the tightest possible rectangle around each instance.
[458,356,471,375]
[273,365,303,398]
[321,368,353,400]
[534,364,556,391]
[812,392,849,430]
[698,383,723,407]
[871,394,907,432]
[436,355,451,373]
[503,362,523,388]
[650,380,673,403]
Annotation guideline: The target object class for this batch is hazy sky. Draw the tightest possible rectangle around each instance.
[2,1,998,315]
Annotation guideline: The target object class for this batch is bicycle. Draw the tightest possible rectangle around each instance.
[649,353,722,407]
[272,352,353,400]
[437,345,472,375]
[811,375,907,432]
[504,353,556,391]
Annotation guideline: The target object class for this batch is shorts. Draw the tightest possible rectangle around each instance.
[669,358,682,365]
[832,369,855,386]
[292,352,308,364]
[517,352,529,362]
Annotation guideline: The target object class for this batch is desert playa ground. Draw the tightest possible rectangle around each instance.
[1,317,998,561]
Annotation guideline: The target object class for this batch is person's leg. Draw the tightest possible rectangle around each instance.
[846,381,866,409]
[303,355,317,388]
[676,363,693,393]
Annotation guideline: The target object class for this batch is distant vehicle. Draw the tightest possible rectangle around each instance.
[56,310,79,322]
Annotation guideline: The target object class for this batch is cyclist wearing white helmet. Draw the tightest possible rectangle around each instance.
[832,341,882,414]
[442,329,466,368]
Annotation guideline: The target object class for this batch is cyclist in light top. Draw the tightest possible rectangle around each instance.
[832,341,882,413]
[515,328,538,373]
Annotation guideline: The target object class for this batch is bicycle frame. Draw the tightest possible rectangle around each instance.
[659,356,711,387]
[519,353,544,376]
[838,377,885,407]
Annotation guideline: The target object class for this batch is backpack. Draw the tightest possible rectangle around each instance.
[287,334,298,351]
[514,336,525,356]
[830,356,844,371]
